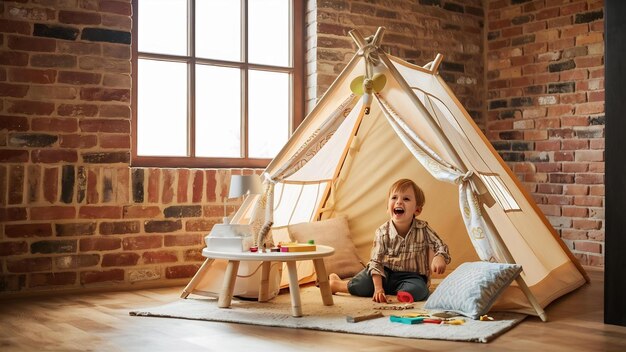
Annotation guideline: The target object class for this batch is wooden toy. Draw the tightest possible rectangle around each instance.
[278,242,316,252]
[346,311,383,323]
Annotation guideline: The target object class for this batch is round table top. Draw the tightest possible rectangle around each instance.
[202,244,335,261]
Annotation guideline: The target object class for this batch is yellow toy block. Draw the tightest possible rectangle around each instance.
[279,242,317,252]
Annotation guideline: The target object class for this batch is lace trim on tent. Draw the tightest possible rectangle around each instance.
[273,94,358,180]
[376,94,460,173]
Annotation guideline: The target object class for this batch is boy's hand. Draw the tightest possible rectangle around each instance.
[371,274,388,303]
[373,288,388,303]
[431,255,447,275]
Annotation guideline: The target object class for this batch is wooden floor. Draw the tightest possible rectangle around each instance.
[1,267,624,351]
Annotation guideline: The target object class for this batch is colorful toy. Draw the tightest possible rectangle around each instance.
[390,315,425,324]
[396,291,414,303]
[422,318,444,324]
[390,313,466,326]
[278,242,316,252]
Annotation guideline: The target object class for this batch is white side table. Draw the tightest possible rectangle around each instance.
[198,245,335,317]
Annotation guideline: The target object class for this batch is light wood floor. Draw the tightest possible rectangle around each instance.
[1,267,624,351]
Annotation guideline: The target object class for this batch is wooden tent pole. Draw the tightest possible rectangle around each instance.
[181,259,215,298]
[313,104,368,220]
[377,51,466,170]
[430,53,444,74]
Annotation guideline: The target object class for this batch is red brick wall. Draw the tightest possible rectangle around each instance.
[486,0,605,266]
[0,1,258,295]
[306,0,486,127]
[0,0,605,297]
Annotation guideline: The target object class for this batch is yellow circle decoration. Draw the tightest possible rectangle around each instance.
[471,227,485,240]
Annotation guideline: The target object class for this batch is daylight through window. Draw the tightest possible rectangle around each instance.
[132,0,303,168]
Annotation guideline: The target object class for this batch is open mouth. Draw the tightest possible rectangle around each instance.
[393,207,405,215]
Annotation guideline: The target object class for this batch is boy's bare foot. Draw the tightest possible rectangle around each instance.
[329,273,347,294]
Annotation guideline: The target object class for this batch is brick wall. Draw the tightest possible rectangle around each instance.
[0,0,606,297]
[306,0,486,127]
[0,0,258,295]
[486,0,605,266]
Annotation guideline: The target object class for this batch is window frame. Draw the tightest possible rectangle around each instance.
[131,0,304,168]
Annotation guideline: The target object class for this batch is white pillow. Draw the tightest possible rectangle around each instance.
[288,217,364,279]
[424,261,522,319]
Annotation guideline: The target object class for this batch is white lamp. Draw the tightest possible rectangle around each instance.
[223,175,263,224]
[206,174,263,252]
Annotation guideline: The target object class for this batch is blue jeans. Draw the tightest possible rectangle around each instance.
[347,266,429,301]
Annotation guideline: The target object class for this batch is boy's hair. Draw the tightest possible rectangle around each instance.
[388,179,426,207]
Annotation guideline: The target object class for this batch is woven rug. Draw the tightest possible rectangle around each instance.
[130,286,526,343]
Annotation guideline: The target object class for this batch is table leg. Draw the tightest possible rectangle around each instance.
[218,260,240,308]
[286,261,303,317]
[313,258,334,306]
[180,258,215,299]
[258,261,271,302]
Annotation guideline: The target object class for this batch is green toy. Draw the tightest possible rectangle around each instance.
[389,315,425,325]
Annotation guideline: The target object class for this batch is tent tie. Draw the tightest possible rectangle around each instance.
[460,170,497,208]
[462,170,483,196]
[462,170,474,182]
[358,42,380,68]
[461,170,482,199]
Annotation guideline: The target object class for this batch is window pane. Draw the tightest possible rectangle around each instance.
[195,65,241,158]
[138,0,188,55]
[249,0,290,67]
[196,0,241,61]
[248,70,289,158]
[138,59,188,156]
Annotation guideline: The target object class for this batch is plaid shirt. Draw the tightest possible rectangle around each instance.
[368,219,451,278]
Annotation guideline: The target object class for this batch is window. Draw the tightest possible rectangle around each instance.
[131,0,304,168]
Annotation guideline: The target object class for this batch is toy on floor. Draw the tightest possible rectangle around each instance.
[390,315,425,324]
[346,311,384,323]
[431,311,459,319]
[396,291,414,303]
[390,314,466,325]
[374,304,414,310]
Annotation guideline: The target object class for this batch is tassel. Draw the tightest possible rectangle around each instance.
[256,221,274,251]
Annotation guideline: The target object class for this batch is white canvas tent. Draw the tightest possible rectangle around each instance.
[183,28,588,320]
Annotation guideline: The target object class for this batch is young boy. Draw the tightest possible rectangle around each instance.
[329,178,451,303]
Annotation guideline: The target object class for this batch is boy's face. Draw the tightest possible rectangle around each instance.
[388,186,422,226]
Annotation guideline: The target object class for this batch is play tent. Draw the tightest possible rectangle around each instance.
[184,28,588,320]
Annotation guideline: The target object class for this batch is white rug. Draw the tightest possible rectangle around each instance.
[130,286,525,343]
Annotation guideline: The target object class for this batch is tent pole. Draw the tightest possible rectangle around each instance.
[181,259,215,298]
[313,104,368,220]
[481,212,548,322]
[379,46,549,322]
[377,52,466,169]
[429,53,444,74]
